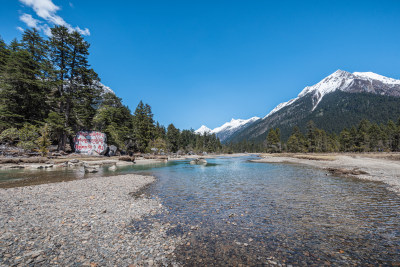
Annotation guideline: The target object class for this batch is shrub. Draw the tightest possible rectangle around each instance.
[0,128,19,144]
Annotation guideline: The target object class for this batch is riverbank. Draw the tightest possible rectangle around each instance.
[251,153,400,194]
[0,153,249,188]
[0,174,182,266]
[0,153,248,170]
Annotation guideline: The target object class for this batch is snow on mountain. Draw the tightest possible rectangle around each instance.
[264,98,297,118]
[195,117,260,142]
[195,125,212,134]
[265,70,400,118]
[212,117,260,135]
[353,72,400,85]
[95,81,115,95]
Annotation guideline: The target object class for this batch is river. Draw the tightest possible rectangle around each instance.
[1,156,399,265]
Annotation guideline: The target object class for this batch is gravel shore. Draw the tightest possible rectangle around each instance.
[0,174,181,266]
[252,153,400,195]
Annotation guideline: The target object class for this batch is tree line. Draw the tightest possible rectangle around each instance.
[0,27,221,155]
[260,119,400,153]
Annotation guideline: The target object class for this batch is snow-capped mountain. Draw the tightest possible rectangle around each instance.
[228,70,400,143]
[195,125,212,135]
[265,70,400,118]
[196,117,260,142]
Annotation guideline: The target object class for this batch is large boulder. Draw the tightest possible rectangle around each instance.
[108,145,118,157]
[119,156,135,162]
[74,131,107,155]
[190,158,207,165]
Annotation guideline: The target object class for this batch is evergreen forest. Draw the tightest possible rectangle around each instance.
[0,27,221,155]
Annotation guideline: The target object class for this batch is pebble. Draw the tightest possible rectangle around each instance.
[0,174,183,266]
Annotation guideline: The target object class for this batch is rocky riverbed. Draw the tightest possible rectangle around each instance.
[252,153,400,195]
[0,174,182,266]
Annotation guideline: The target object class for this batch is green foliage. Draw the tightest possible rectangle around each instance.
[223,140,264,153]
[37,124,51,156]
[93,93,132,150]
[0,128,19,144]
[226,116,400,154]
[148,137,167,154]
[45,112,65,143]
[133,101,155,152]
[266,128,281,153]
[286,126,307,152]
[18,124,39,142]
[16,124,39,152]
[167,124,180,153]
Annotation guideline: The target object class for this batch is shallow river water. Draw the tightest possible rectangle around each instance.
[1,156,400,265]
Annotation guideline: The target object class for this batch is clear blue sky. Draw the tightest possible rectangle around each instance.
[1,0,400,130]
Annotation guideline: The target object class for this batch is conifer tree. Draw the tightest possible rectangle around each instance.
[133,101,155,152]
[266,128,281,153]
[0,37,9,73]
[48,26,99,150]
[0,44,47,128]
[306,120,316,152]
[93,93,132,149]
[356,119,370,152]
[167,123,180,153]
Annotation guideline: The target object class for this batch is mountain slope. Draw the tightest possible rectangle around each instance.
[95,81,115,95]
[227,70,400,143]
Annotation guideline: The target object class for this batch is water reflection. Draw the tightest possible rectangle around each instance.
[141,157,400,266]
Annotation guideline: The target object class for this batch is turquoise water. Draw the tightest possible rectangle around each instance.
[128,156,400,265]
[1,156,399,265]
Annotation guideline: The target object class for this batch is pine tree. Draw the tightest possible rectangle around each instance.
[132,101,155,152]
[0,44,48,129]
[266,128,281,153]
[306,120,316,152]
[166,123,180,153]
[286,134,299,152]
[37,124,51,156]
[22,29,47,65]
[368,123,382,151]
[349,126,358,151]
[93,93,132,150]
[384,120,396,151]
[48,26,99,150]
[48,26,72,150]
[0,37,9,74]
[339,128,351,152]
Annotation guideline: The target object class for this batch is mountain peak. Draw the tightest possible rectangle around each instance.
[195,117,260,142]
[266,70,400,117]
[195,125,212,135]
[333,69,349,75]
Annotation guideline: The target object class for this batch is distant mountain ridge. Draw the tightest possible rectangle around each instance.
[265,70,400,118]
[195,117,260,142]
[225,70,400,143]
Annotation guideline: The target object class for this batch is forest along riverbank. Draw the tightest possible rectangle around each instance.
[251,153,400,194]
[0,174,183,266]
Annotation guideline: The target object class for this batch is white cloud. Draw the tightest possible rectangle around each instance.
[42,24,52,37]
[75,26,90,36]
[19,0,90,36]
[20,13,40,28]
[16,26,24,32]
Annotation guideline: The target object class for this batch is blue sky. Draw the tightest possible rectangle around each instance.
[1,1,400,130]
